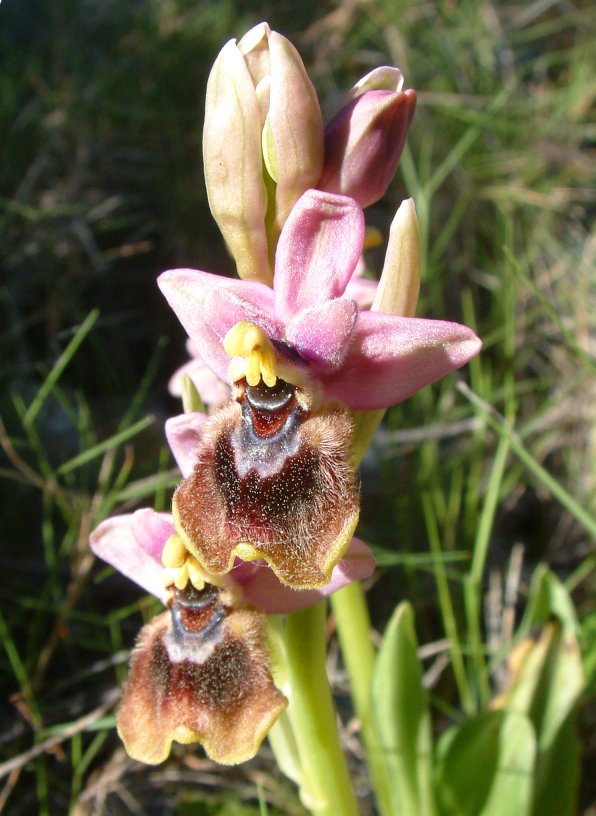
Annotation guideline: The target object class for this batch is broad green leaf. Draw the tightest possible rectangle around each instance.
[477,712,535,816]
[580,609,596,698]
[497,571,584,751]
[434,710,535,816]
[529,623,583,816]
[531,711,581,816]
[493,567,585,816]
[518,565,579,637]
[491,625,552,715]
[371,602,436,816]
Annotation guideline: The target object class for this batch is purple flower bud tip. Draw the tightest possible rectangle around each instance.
[319,88,417,208]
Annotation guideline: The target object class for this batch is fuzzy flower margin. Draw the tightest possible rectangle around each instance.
[90,508,375,615]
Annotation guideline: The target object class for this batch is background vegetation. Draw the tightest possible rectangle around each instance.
[0,0,593,814]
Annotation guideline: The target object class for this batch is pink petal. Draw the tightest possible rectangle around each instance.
[273,190,365,320]
[90,510,173,600]
[345,274,377,309]
[285,298,357,370]
[205,285,283,349]
[343,256,378,309]
[131,509,175,561]
[165,412,209,478]
[168,357,231,407]
[158,268,276,381]
[234,537,375,614]
[321,311,482,410]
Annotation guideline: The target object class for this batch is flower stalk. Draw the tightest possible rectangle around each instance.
[283,602,359,816]
[330,583,395,816]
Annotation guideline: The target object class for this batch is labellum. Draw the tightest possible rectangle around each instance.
[173,354,360,590]
[117,583,287,765]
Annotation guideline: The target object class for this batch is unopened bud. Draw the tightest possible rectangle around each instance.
[351,198,420,463]
[203,24,324,283]
[318,66,415,208]
[203,36,270,284]
[373,198,420,317]
[319,88,416,208]
[264,31,324,235]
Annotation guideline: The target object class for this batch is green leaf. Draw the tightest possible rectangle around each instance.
[371,602,436,816]
[502,571,585,748]
[518,565,579,637]
[494,567,585,816]
[532,711,581,816]
[268,712,303,788]
[527,622,583,816]
[23,309,99,428]
[579,609,596,698]
[434,710,535,816]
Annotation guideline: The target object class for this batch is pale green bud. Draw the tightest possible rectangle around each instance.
[203,36,271,284]
[263,31,324,236]
[203,24,324,284]
[373,198,420,318]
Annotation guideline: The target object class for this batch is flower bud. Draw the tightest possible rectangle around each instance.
[349,65,405,96]
[263,31,324,234]
[203,36,270,284]
[203,23,324,284]
[373,197,420,318]
[318,67,416,208]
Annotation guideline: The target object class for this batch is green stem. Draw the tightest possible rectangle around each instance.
[331,582,394,816]
[422,493,474,714]
[465,430,511,707]
[284,602,359,816]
